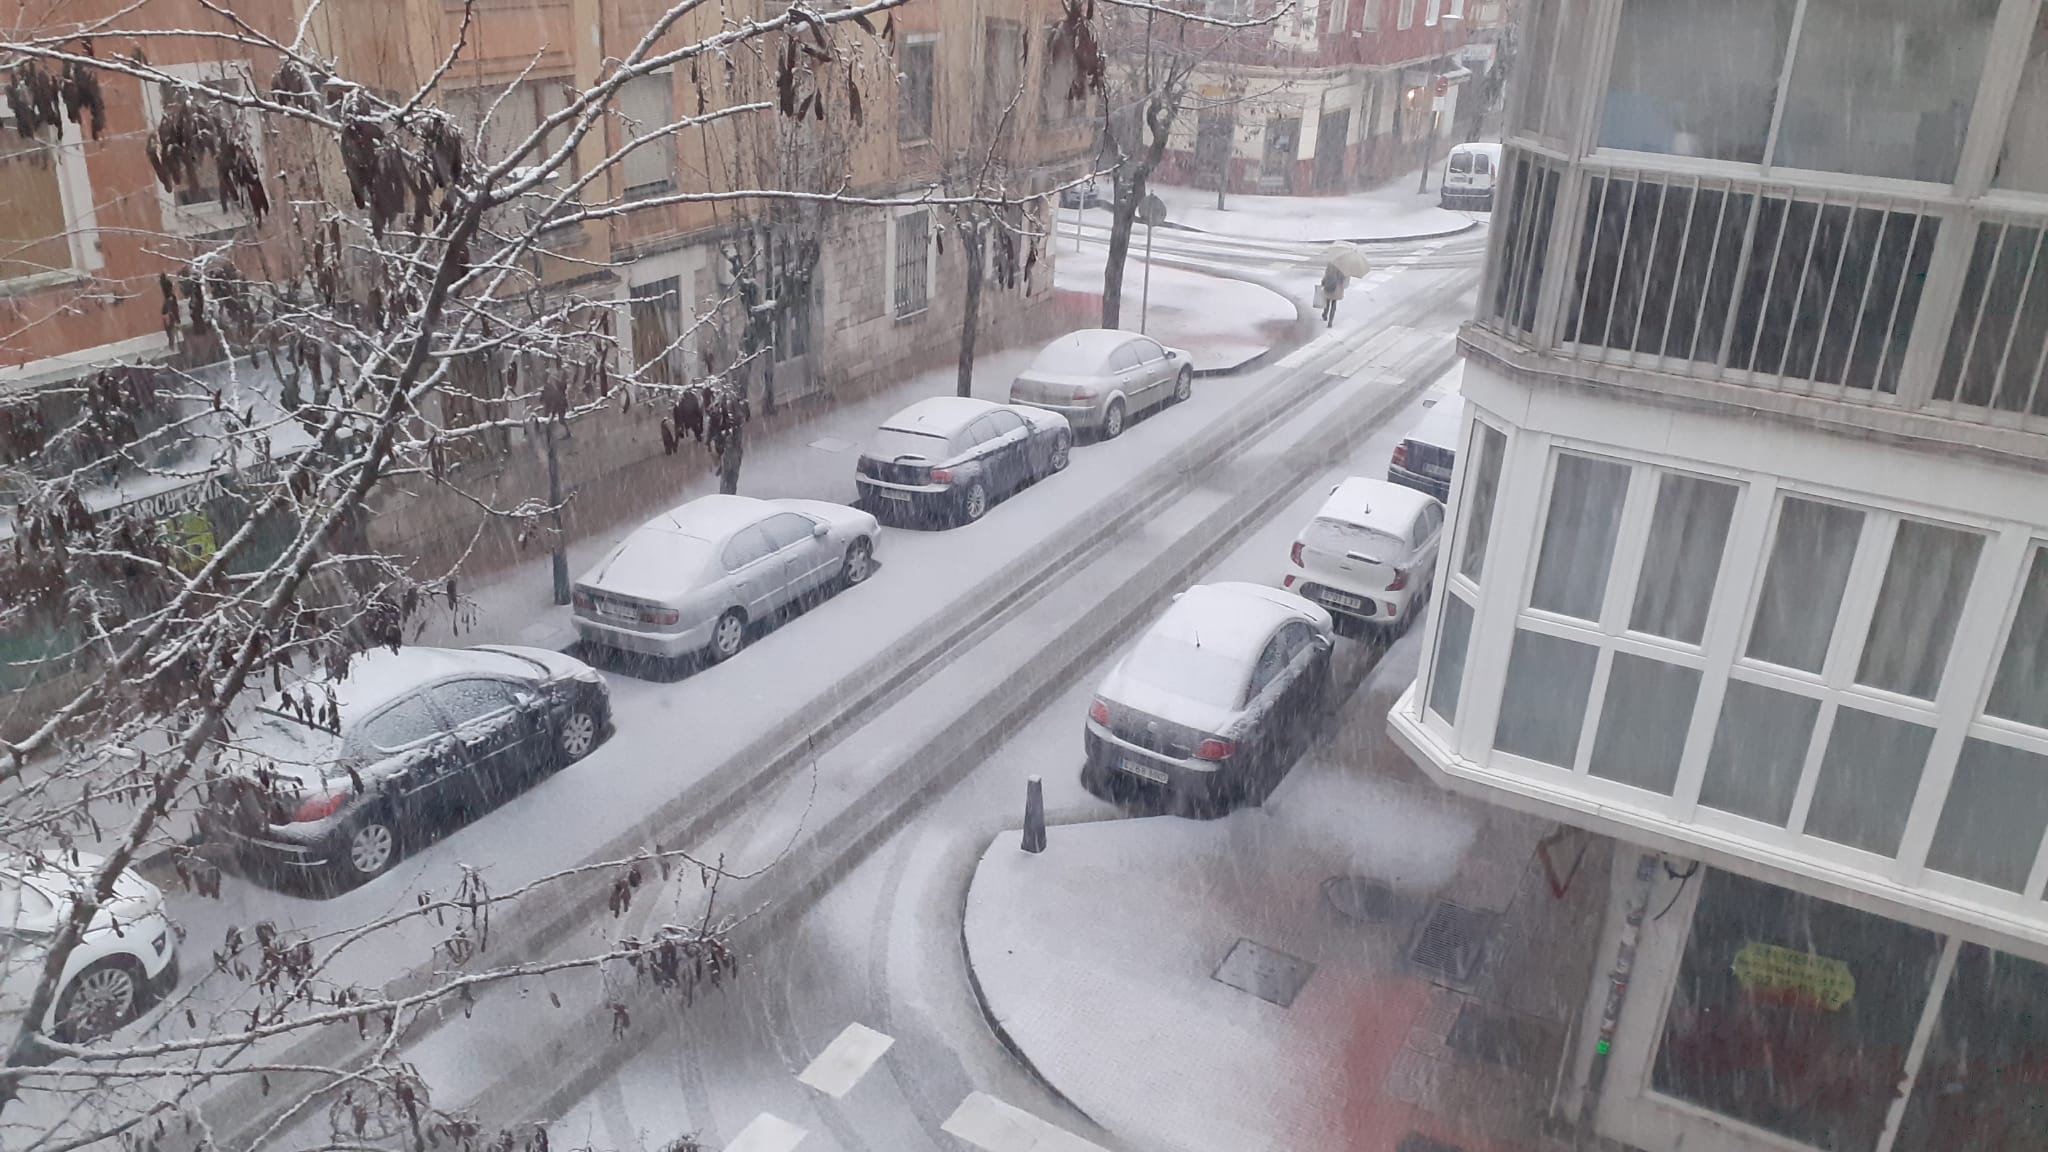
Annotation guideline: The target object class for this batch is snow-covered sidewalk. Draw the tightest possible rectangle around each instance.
[1142,167,1481,244]
[961,637,1601,1152]
[1052,243,1300,373]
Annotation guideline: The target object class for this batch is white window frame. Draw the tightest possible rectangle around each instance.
[898,34,940,145]
[884,205,936,320]
[0,107,101,289]
[1426,0,1442,26]
[140,60,263,237]
[1398,0,1416,30]
[1326,0,1347,36]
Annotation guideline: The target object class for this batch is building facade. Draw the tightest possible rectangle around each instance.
[1388,1,2048,1150]
[1153,0,1486,195]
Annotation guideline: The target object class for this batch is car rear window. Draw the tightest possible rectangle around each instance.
[871,427,950,461]
[1125,632,1250,710]
[1303,517,1408,560]
[1029,341,1110,375]
[1449,152,1475,173]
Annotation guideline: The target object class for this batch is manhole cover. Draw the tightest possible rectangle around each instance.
[1322,875,1396,922]
[1212,938,1316,1008]
[1409,901,1492,987]
[1446,1003,1563,1071]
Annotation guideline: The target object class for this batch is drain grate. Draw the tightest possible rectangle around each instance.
[1396,1135,1469,1152]
[1409,901,1492,987]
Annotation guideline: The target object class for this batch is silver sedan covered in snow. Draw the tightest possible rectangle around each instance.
[572,494,880,663]
[1008,328,1192,440]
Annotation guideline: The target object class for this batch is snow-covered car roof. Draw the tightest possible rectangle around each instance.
[1403,388,1465,451]
[1315,477,1438,533]
[651,493,775,540]
[266,646,549,724]
[879,396,1001,438]
[1029,329,1140,373]
[1149,582,1327,666]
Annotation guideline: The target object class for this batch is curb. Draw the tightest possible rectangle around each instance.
[1160,216,1483,246]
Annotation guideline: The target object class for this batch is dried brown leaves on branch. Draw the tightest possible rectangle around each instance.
[5,45,106,141]
[143,83,269,222]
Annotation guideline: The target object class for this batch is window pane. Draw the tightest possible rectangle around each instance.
[359,695,447,752]
[1987,547,2048,729]
[1856,520,1982,700]
[1804,707,1935,857]
[0,135,71,281]
[1588,654,1700,794]
[1630,474,1738,643]
[1699,680,1820,825]
[1427,593,1474,722]
[433,679,518,726]
[1773,0,1998,183]
[1600,0,1793,163]
[1926,738,2048,892]
[1494,629,1599,767]
[1746,497,1863,673]
[1652,870,1941,1152]
[1530,453,1631,620]
[898,42,936,142]
[1993,6,2048,193]
[1932,221,2048,416]
[619,73,676,194]
[1897,944,2048,1152]
[1457,422,1507,581]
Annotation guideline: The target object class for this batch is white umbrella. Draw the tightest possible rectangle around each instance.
[1322,242,1372,278]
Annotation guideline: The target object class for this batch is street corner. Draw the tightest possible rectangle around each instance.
[960,814,1495,1152]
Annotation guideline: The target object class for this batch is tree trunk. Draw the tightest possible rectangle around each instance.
[957,221,986,398]
[1102,189,1141,330]
[718,420,744,494]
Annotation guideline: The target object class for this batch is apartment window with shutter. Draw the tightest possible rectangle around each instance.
[142,62,263,235]
[1399,0,1416,29]
[618,72,676,198]
[1426,0,1442,26]
[1326,0,1348,36]
[446,80,582,234]
[898,39,937,143]
[892,209,931,317]
[982,21,1025,137]
[0,115,76,283]
[1360,0,1379,29]
[1041,26,1085,125]
[630,278,684,386]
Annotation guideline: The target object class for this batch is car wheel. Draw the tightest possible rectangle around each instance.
[707,609,748,663]
[1047,432,1072,475]
[1101,398,1126,440]
[840,537,874,587]
[54,958,145,1043]
[558,706,600,764]
[339,813,400,883]
[1173,366,1193,404]
[960,480,990,524]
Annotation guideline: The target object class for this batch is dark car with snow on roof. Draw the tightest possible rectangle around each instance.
[198,645,610,890]
[855,396,1072,527]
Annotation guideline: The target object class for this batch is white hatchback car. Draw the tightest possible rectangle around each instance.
[1,854,179,1043]
[1282,477,1443,634]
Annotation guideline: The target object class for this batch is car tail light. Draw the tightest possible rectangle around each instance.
[1392,442,1409,469]
[573,590,593,611]
[290,790,348,823]
[1194,738,1237,761]
[930,468,954,484]
[1290,541,1305,567]
[1283,575,1296,588]
[639,608,680,626]
[1089,698,1110,725]
[1388,567,1409,591]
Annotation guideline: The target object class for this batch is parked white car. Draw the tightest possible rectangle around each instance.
[1,854,179,1043]
[1282,477,1443,634]
[1008,329,1192,440]
[572,495,880,663]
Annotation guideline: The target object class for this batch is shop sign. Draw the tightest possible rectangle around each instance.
[1732,941,1857,1011]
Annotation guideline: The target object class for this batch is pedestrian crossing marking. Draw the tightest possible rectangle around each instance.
[941,1092,1109,1152]
[796,1022,895,1098]
[724,1113,807,1152]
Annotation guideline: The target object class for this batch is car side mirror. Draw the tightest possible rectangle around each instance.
[1165,350,1178,360]
[812,522,829,538]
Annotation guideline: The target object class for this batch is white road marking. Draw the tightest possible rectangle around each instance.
[797,1022,895,1098]
[724,1113,808,1152]
[808,436,856,453]
[1274,330,1344,369]
[941,1092,1109,1152]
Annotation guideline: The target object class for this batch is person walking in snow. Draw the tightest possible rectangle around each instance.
[1318,263,1346,327]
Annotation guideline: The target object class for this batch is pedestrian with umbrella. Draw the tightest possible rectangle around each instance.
[1317,242,1372,327]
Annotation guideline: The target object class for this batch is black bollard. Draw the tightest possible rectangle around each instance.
[1022,775,1047,853]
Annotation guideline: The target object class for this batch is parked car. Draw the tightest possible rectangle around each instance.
[855,397,1071,526]
[1082,582,1334,815]
[1,853,179,1042]
[1059,178,1102,209]
[1009,329,1192,440]
[1283,477,1443,635]
[1388,391,1465,501]
[1439,142,1502,210]
[573,495,880,662]
[199,645,612,888]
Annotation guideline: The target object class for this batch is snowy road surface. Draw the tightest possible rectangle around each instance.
[21,239,1482,1152]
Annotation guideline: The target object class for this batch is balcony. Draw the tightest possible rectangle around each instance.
[1472,148,2048,462]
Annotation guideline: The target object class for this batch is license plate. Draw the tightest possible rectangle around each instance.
[599,604,639,621]
[1121,760,1169,784]
[1320,589,1365,609]
[879,489,913,503]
